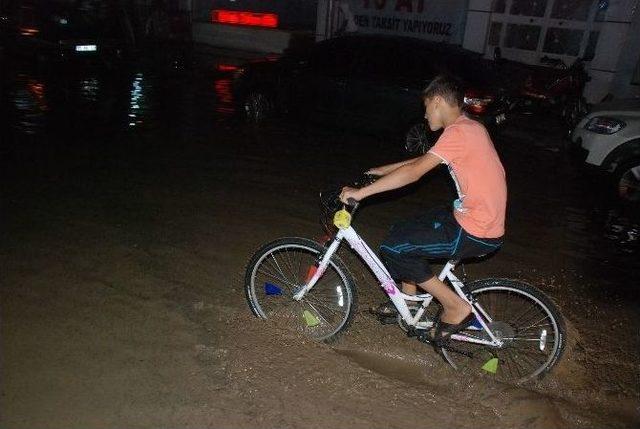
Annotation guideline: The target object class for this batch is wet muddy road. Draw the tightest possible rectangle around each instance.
[1,58,639,428]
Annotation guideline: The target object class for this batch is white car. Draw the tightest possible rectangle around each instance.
[572,99,640,202]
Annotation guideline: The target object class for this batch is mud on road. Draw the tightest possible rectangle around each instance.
[1,63,639,428]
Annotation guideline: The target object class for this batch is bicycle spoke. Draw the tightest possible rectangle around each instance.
[507,350,527,380]
[303,294,342,316]
[256,266,291,286]
[296,251,303,283]
[257,268,297,289]
[506,346,549,358]
[517,321,554,332]
[502,353,518,379]
[281,249,305,283]
[502,349,534,378]
[518,315,552,332]
[281,249,299,278]
[305,301,332,326]
[507,349,544,377]
[513,308,548,329]
[270,254,293,285]
[263,257,290,285]
[504,337,554,342]
[507,302,540,327]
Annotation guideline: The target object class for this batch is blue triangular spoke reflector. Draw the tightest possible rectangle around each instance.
[264,283,282,296]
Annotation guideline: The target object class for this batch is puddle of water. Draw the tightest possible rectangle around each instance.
[333,348,632,428]
[334,348,435,387]
[0,64,243,172]
[213,78,236,115]
[9,75,49,135]
[334,348,575,427]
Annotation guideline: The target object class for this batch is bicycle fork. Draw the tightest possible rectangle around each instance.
[292,234,342,301]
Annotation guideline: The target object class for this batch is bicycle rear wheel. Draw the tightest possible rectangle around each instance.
[441,278,566,383]
[245,237,357,343]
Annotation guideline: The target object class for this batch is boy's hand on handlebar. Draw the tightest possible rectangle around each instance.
[339,187,363,205]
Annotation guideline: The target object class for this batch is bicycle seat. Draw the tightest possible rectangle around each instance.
[449,250,496,266]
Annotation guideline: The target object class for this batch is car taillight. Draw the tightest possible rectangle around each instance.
[20,27,39,36]
[464,91,494,114]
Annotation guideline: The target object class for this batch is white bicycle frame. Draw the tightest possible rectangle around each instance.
[293,225,504,348]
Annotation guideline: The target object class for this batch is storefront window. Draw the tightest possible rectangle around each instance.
[595,0,608,21]
[584,31,599,60]
[551,0,592,21]
[492,0,506,13]
[505,24,541,50]
[632,56,640,85]
[542,27,583,56]
[510,0,548,17]
[488,22,502,45]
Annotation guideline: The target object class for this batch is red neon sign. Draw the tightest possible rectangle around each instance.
[211,10,278,28]
[216,64,240,72]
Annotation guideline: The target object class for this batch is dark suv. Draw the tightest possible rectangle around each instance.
[234,34,511,143]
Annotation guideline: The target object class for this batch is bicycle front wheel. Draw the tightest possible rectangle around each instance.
[441,279,566,384]
[244,237,357,343]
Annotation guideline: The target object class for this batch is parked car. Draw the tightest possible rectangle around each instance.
[571,98,640,202]
[0,0,134,67]
[233,34,512,145]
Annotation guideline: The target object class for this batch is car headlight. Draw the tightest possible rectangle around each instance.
[584,116,626,134]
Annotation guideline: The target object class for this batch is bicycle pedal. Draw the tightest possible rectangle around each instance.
[412,330,433,343]
[406,328,420,338]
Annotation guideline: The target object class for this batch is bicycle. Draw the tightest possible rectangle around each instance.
[244,179,566,383]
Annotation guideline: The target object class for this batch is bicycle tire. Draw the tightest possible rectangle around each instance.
[441,278,566,383]
[244,237,357,343]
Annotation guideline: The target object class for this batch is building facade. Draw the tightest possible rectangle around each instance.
[189,0,640,102]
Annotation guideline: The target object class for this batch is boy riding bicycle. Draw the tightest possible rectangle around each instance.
[339,75,507,343]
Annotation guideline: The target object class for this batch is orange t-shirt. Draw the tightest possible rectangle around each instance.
[428,115,507,238]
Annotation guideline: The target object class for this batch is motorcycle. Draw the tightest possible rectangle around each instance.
[513,55,590,129]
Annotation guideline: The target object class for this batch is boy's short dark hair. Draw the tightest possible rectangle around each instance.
[422,75,464,107]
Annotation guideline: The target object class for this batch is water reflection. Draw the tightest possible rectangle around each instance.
[213,78,235,115]
[77,76,100,102]
[128,72,145,127]
[11,75,49,134]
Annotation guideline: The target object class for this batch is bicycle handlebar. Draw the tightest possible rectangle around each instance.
[346,198,359,210]
[319,173,376,231]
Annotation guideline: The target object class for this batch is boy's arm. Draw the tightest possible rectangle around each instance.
[368,156,421,176]
[341,152,442,202]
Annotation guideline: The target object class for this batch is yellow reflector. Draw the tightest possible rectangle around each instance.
[482,357,499,374]
[333,208,352,229]
[303,310,320,327]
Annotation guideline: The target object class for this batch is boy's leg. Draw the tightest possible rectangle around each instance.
[416,276,471,324]
[373,281,417,317]
[389,279,470,325]
[378,207,463,317]
[401,281,417,295]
